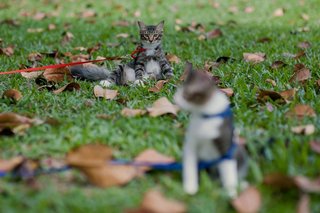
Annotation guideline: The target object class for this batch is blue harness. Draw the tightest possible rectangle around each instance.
[0,106,237,178]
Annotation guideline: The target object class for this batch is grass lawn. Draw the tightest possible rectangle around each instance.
[1,0,320,212]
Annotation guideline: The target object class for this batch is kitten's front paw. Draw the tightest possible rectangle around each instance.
[183,183,198,195]
[100,80,113,87]
[134,79,145,87]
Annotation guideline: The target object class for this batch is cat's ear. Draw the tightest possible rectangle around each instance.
[137,21,146,31]
[156,20,164,31]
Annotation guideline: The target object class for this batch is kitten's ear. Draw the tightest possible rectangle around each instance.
[156,20,164,31]
[137,21,146,30]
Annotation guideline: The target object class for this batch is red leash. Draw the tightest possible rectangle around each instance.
[130,46,146,59]
[0,57,123,75]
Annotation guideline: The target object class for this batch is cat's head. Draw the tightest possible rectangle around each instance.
[174,62,217,111]
[138,21,164,47]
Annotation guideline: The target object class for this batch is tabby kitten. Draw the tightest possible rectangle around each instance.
[70,21,173,87]
[174,63,247,197]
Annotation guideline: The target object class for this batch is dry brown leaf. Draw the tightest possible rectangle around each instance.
[48,23,56,31]
[273,8,285,17]
[229,5,238,14]
[116,33,129,38]
[257,37,272,43]
[243,52,266,64]
[53,82,80,94]
[294,176,320,193]
[112,20,130,27]
[266,79,277,87]
[286,104,316,118]
[206,28,223,39]
[0,112,39,135]
[301,13,309,21]
[138,190,187,213]
[3,89,22,101]
[297,194,310,213]
[244,6,255,13]
[66,144,113,167]
[257,89,285,103]
[61,31,74,44]
[263,173,297,189]
[0,156,24,171]
[134,149,175,172]
[147,97,179,117]
[33,12,46,20]
[166,54,181,64]
[279,88,296,101]
[294,51,306,59]
[271,60,287,69]
[220,88,234,97]
[93,85,118,100]
[298,41,311,49]
[289,64,311,82]
[148,80,168,93]
[21,71,43,79]
[71,54,90,62]
[43,67,73,83]
[0,45,14,56]
[291,124,315,135]
[316,79,320,88]
[28,52,42,62]
[231,186,261,213]
[121,108,146,117]
[309,141,320,154]
[80,10,96,18]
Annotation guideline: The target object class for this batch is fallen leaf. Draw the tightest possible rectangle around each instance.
[206,28,223,39]
[291,124,315,135]
[3,89,22,101]
[229,5,238,14]
[116,33,129,38]
[134,10,141,17]
[70,54,90,62]
[48,23,56,30]
[112,20,130,27]
[66,144,137,188]
[0,113,39,135]
[316,79,320,88]
[257,89,285,103]
[263,173,297,189]
[134,149,175,172]
[294,51,306,59]
[297,194,310,213]
[20,71,43,79]
[309,141,320,154]
[0,45,14,56]
[0,156,24,171]
[220,88,234,97]
[273,8,285,17]
[53,82,80,94]
[61,31,74,44]
[257,37,272,43]
[87,43,101,55]
[166,54,181,64]
[271,60,287,69]
[147,97,179,117]
[94,85,118,100]
[243,52,266,64]
[80,10,96,18]
[244,6,255,13]
[66,144,113,167]
[289,64,311,83]
[43,67,73,83]
[148,80,168,93]
[33,12,46,20]
[286,104,316,118]
[134,189,187,213]
[279,88,296,101]
[294,176,320,193]
[27,28,44,33]
[301,13,310,21]
[121,108,146,117]
[266,79,277,87]
[28,52,42,62]
[231,186,261,213]
[298,41,311,49]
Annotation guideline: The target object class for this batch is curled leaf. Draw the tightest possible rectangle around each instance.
[166,54,181,64]
[121,108,146,117]
[53,82,80,94]
[271,61,287,69]
[148,80,168,93]
[289,64,311,83]
[3,89,22,101]
[93,85,118,100]
[43,67,73,83]
[243,52,266,64]
[147,97,179,117]
[286,104,316,118]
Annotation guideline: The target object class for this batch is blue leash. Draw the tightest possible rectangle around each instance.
[0,106,236,178]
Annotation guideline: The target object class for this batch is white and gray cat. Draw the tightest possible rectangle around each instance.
[70,21,173,87]
[174,63,247,197]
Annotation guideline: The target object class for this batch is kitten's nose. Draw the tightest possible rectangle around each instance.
[148,35,154,42]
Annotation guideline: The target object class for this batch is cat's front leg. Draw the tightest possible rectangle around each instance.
[218,159,238,198]
[159,59,174,79]
[134,63,145,86]
[183,139,198,195]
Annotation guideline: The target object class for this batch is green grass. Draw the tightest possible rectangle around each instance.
[1,0,320,212]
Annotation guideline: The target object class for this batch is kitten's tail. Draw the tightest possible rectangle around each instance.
[69,64,109,81]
